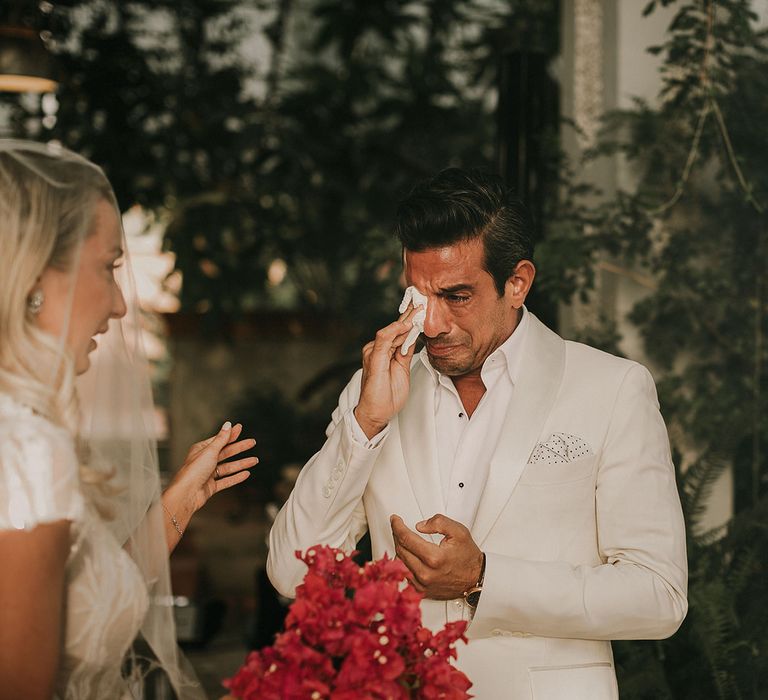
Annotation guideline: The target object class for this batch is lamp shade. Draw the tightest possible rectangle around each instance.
[0,26,58,93]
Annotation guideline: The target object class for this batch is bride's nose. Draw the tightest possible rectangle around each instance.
[112,286,127,319]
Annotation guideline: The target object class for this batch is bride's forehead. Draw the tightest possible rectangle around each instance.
[86,200,122,251]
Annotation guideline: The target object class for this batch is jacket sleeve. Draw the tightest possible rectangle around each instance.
[469,363,688,641]
[266,369,388,598]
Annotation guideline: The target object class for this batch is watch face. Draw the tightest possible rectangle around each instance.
[466,590,481,608]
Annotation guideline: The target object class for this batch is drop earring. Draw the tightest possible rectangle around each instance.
[27,289,44,315]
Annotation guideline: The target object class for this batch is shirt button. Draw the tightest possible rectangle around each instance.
[458,482,464,488]
[458,412,464,418]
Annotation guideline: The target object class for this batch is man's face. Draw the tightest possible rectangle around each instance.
[403,237,522,377]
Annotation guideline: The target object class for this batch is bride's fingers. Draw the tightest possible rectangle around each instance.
[188,429,231,461]
[216,455,258,478]
[218,437,256,462]
[213,470,251,494]
[189,422,244,460]
[187,436,214,460]
[227,423,243,444]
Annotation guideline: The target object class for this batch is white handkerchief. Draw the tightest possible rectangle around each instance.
[528,433,593,466]
[398,286,428,355]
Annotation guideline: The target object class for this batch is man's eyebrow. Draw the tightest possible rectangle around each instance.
[438,284,475,294]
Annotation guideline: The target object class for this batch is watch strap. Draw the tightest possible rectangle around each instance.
[463,552,486,608]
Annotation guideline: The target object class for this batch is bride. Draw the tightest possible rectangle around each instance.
[0,140,256,699]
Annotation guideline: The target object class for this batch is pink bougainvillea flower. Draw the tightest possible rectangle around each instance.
[223,546,472,700]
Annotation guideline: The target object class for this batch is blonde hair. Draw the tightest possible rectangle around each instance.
[0,143,113,435]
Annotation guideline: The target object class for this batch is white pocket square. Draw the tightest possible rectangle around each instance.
[528,433,593,466]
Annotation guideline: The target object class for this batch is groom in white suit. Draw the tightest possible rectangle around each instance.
[268,168,687,699]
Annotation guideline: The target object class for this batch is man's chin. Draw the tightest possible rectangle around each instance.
[426,352,472,376]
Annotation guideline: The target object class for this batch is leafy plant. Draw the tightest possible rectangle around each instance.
[564,2,768,697]
[2,0,563,328]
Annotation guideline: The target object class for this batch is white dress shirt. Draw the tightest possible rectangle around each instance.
[352,307,530,530]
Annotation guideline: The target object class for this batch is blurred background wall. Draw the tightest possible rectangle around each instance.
[1,1,766,697]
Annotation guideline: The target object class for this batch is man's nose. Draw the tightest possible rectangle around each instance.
[423,299,449,338]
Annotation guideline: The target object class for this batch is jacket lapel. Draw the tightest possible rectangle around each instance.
[471,314,566,546]
[397,361,445,529]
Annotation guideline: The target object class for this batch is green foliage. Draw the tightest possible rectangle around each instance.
[4,1,765,694]
[614,478,767,700]
[570,2,768,697]
[7,0,562,327]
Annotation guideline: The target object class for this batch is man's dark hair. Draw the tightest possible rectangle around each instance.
[394,168,534,296]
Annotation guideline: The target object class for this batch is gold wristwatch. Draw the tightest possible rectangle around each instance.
[463,552,486,608]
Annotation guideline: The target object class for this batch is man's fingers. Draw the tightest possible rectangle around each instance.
[398,326,421,357]
[363,321,413,373]
[394,544,428,588]
[397,301,424,324]
[391,515,438,565]
[373,319,413,350]
[408,577,426,593]
[396,297,416,323]
[396,304,424,356]
[415,513,467,539]
[363,304,423,367]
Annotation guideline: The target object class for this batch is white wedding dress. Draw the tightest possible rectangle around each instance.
[0,392,149,699]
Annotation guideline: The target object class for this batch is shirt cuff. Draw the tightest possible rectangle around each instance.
[348,409,390,449]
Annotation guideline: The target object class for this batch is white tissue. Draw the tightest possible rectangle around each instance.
[398,286,428,355]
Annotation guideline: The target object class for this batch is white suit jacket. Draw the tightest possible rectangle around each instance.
[268,314,688,699]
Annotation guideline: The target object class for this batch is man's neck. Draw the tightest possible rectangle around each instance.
[452,372,486,418]
[448,307,524,416]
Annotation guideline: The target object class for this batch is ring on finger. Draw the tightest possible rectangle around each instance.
[215,467,221,479]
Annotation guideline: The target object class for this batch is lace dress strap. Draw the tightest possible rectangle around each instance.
[0,396,85,532]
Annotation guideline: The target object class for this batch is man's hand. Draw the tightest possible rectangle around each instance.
[390,513,483,600]
[354,303,423,439]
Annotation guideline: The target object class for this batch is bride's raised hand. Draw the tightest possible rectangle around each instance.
[161,421,257,549]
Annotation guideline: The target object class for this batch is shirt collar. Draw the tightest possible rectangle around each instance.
[419,305,530,386]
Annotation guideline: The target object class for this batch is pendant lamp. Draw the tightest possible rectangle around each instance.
[0,26,58,93]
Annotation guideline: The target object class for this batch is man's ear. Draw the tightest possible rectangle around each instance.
[504,260,536,308]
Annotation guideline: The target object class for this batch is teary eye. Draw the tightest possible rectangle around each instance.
[445,294,470,304]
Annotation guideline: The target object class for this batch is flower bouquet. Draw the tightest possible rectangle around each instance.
[224,546,472,699]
